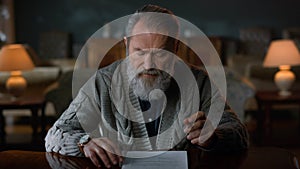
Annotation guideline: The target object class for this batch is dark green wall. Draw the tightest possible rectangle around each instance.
[14,0,300,56]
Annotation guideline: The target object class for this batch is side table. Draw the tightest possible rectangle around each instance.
[255,90,300,144]
[0,89,47,139]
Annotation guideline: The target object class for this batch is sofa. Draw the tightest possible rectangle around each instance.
[0,57,76,119]
[0,67,60,88]
[226,52,300,115]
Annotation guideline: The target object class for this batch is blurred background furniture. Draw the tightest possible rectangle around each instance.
[0,87,46,138]
[0,44,35,97]
[227,27,300,109]
[0,43,61,90]
[283,27,300,49]
[238,27,272,57]
[44,70,73,118]
[39,31,72,60]
[255,91,300,145]
[225,27,300,145]
[0,44,64,142]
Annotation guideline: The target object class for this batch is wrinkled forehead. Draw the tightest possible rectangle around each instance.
[129,33,172,50]
[131,18,169,36]
[129,22,176,50]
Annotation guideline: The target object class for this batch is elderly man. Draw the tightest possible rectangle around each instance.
[45,4,249,168]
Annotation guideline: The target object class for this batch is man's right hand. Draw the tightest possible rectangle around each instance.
[83,137,123,168]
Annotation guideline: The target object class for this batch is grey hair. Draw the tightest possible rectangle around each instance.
[125,4,179,38]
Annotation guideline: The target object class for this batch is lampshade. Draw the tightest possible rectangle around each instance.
[0,44,34,97]
[0,44,34,71]
[263,39,300,96]
[263,40,300,67]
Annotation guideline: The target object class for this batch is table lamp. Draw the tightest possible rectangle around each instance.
[263,39,300,96]
[0,44,34,97]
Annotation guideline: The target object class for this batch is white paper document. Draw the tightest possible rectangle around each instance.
[122,151,188,169]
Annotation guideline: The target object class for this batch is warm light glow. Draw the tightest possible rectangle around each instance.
[0,44,34,71]
[263,40,300,67]
[6,70,27,97]
[274,66,295,96]
[0,44,35,97]
[263,40,300,96]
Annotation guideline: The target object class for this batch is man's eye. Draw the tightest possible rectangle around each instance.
[137,50,145,56]
[155,51,167,58]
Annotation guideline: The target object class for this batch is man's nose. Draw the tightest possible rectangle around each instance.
[144,53,155,69]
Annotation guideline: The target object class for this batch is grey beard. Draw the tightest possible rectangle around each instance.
[128,68,171,101]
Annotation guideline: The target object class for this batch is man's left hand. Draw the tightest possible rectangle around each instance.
[183,111,216,147]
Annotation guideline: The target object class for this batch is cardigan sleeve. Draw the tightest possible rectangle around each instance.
[196,70,249,152]
[45,74,102,156]
[44,62,123,157]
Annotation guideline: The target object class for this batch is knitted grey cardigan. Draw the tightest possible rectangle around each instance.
[45,61,249,156]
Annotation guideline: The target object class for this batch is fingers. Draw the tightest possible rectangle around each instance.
[184,119,205,133]
[187,129,201,142]
[83,142,102,168]
[184,111,206,133]
[84,138,122,168]
[89,152,102,168]
[184,111,207,145]
[102,138,124,163]
[95,139,119,165]
[93,145,112,168]
[184,111,205,125]
[184,112,216,147]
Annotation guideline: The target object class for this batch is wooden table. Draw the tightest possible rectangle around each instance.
[255,90,300,144]
[0,86,47,138]
[0,147,298,169]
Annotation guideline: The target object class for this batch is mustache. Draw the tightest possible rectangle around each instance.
[138,69,161,76]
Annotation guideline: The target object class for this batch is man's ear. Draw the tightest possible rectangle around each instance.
[124,37,127,47]
[124,37,129,56]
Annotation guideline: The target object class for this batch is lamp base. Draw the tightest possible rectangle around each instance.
[278,90,291,96]
[5,71,27,97]
[274,65,295,96]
